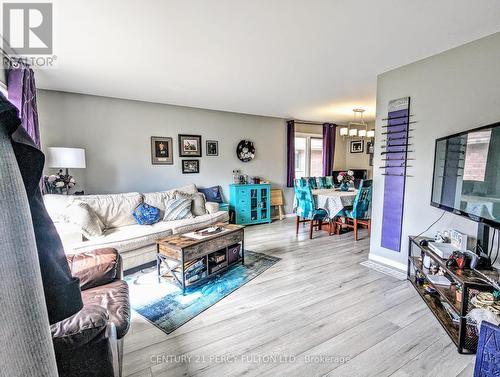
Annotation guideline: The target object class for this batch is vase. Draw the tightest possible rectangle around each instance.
[340,182,349,192]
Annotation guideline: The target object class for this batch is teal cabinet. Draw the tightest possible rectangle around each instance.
[229,184,271,225]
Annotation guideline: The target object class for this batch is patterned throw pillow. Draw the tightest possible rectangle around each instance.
[175,192,207,217]
[163,197,194,221]
[59,200,105,239]
[132,203,161,225]
[198,186,223,203]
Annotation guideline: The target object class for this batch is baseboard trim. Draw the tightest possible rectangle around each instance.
[368,253,407,272]
[124,260,156,276]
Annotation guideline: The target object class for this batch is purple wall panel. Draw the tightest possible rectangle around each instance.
[380,101,410,252]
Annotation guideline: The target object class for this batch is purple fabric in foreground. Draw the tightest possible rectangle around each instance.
[7,62,41,148]
[380,107,409,252]
[286,120,295,187]
[322,123,336,176]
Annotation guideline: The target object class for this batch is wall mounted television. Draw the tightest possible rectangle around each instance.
[431,122,500,229]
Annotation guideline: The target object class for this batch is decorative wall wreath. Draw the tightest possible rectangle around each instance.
[236,140,255,162]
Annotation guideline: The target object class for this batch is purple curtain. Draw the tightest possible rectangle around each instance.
[322,123,336,176]
[286,120,295,187]
[7,61,41,148]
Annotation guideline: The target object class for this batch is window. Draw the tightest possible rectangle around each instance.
[295,137,306,178]
[310,138,323,177]
[295,135,323,178]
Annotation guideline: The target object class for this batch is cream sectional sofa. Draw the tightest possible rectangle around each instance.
[44,184,229,270]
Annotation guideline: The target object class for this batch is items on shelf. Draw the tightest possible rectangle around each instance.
[408,236,500,354]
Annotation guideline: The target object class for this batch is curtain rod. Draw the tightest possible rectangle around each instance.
[293,120,325,126]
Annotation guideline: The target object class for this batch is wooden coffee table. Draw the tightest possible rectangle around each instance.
[156,223,244,293]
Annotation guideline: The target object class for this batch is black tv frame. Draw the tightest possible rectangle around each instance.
[430,121,500,230]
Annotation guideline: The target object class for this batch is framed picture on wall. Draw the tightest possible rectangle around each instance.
[178,134,202,157]
[206,140,219,156]
[151,136,173,165]
[350,140,364,153]
[182,159,200,174]
[367,141,374,154]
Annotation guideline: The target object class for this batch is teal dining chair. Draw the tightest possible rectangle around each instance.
[319,176,334,189]
[307,177,318,190]
[294,179,330,239]
[334,180,372,240]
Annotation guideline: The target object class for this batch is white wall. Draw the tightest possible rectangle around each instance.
[369,32,500,270]
[37,91,294,211]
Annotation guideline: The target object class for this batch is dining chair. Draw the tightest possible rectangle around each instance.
[294,179,330,239]
[319,176,334,189]
[334,180,372,240]
[307,177,318,190]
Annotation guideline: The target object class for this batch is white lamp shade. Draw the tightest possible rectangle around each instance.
[358,129,367,137]
[339,127,348,136]
[367,130,375,138]
[47,147,86,169]
[349,128,358,136]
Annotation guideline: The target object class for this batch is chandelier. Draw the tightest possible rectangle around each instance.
[340,109,374,138]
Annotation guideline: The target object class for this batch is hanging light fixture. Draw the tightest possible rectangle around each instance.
[367,129,375,138]
[339,127,348,136]
[346,108,367,139]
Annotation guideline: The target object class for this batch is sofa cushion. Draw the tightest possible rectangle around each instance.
[70,222,174,253]
[66,248,120,290]
[81,280,130,339]
[59,200,105,239]
[132,203,161,225]
[175,192,207,216]
[43,194,74,223]
[163,197,194,221]
[169,211,229,234]
[205,202,220,214]
[79,192,142,229]
[142,183,198,216]
[198,185,224,203]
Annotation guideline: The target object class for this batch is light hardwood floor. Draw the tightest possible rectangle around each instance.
[123,219,475,377]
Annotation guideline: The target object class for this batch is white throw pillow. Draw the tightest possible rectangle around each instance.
[59,200,105,239]
[175,192,207,217]
[163,197,194,221]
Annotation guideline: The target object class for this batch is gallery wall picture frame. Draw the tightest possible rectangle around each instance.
[206,140,219,156]
[367,141,374,154]
[350,140,364,153]
[182,159,200,174]
[178,134,202,157]
[151,136,174,165]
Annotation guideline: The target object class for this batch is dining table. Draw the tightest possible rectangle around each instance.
[312,188,358,219]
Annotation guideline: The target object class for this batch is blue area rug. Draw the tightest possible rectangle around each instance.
[126,250,280,334]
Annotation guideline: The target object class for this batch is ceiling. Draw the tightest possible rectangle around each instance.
[33,0,500,123]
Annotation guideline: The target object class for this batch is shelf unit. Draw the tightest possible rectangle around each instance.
[229,183,271,225]
[407,236,498,353]
[168,244,243,288]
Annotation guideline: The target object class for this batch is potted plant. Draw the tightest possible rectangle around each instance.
[337,170,354,191]
[44,170,77,195]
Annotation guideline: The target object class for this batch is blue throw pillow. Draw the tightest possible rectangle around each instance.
[198,186,223,203]
[132,203,161,225]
